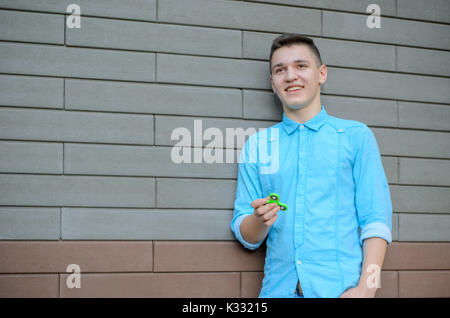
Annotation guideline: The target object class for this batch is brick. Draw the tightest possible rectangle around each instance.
[399,271,450,298]
[392,213,399,241]
[397,0,450,23]
[381,157,398,185]
[398,214,450,242]
[243,31,396,71]
[64,144,237,179]
[384,242,450,270]
[0,274,59,298]
[65,79,242,118]
[0,207,60,240]
[391,185,450,214]
[322,96,398,128]
[373,128,450,158]
[323,67,450,104]
[60,273,240,297]
[62,208,234,240]
[155,115,273,149]
[0,75,63,108]
[158,0,321,35]
[398,102,450,132]
[67,17,241,58]
[157,53,269,89]
[375,271,398,298]
[0,0,157,21]
[0,10,63,44]
[399,158,450,186]
[0,108,154,145]
[242,89,283,121]
[241,272,264,298]
[156,178,235,209]
[154,241,265,272]
[0,174,155,207]
[243,91,398,127]
[0,141,63,174]
[0,42,155,81]
[323,11,450,50]
[397,47,450,77]
[249,0,396,15]
[0,241,153,273]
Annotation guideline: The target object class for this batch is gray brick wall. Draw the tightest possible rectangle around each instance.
[0,0,449,244]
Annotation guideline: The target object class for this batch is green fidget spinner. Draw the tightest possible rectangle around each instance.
[266,193,288,211]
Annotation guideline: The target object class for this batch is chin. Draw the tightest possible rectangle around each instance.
[285,103,308,110]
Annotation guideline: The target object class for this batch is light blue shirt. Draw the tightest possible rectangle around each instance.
[231,105,392,298]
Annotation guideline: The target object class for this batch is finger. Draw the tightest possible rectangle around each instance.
[255,202,278,217]
[251,197,269,209]
[264,213,278,227]
[262,205,280,221]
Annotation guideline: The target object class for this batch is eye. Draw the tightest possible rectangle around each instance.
[274,68,284,74]
[297,64,307,69]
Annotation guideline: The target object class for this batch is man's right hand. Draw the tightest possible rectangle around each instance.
[251,197,281,227]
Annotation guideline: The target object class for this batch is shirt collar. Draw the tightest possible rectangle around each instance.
[282,105,328,135]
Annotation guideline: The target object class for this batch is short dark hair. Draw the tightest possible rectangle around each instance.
[269,34,323,74]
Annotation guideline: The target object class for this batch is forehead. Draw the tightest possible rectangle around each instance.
[271,44,315,65]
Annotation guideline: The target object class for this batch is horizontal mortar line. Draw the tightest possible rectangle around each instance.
[0,138,154,147]
[316,35,450,52]
[2,270,449,276]
[328,64,450,79]
[0,271,245,275]
[388,240,450,244]
[0,205,234,210]
[3,4,450,27]
[0,39,64,47]
[1,171,449,186]
[2,170,450,187]
[65,44,242,60]
[395,155,450,160]
[0,172,238,180]
[240,0,450,26]
[0,7,158,23]
[389,183,450,188]
[395,212,450,216]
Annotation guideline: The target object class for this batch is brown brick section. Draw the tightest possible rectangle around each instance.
[0,241,449,298]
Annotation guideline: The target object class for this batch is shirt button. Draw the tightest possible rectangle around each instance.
[300,125,304,129]
[297,260,302,265]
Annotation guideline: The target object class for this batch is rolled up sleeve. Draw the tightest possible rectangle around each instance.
[353,125,393,246]
[230,134,264,250]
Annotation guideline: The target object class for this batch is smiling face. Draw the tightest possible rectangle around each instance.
[270,44,327,111]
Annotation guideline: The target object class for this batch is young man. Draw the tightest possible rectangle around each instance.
[231,34,392,298]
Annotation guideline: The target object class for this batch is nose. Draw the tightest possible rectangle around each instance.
[285,65,298,82]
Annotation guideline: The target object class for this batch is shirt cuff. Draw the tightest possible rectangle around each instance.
[232,214,264,250]
[360,222,392,246]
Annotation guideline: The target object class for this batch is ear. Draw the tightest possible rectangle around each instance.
[319,64,327,85]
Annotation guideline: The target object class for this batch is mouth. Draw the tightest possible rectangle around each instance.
[285,85,304,94]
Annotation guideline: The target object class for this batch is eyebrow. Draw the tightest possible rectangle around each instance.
[272,59,310,71]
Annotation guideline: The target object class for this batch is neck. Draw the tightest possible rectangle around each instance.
[283,94,322,124]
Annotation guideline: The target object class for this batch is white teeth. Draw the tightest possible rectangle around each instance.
[286,86,302,91]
